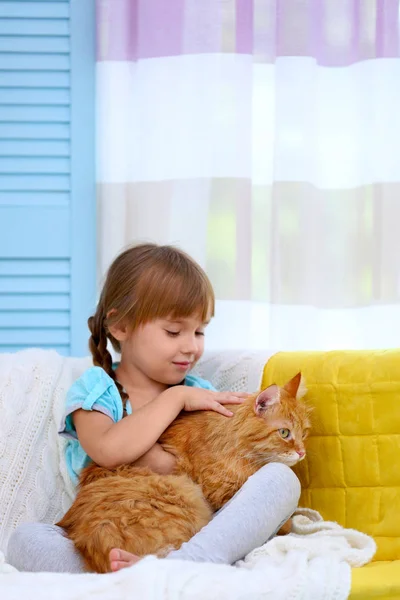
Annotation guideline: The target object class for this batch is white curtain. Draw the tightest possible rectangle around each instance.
[96,0,400,351]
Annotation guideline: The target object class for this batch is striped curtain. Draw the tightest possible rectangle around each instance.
[96,0,400,352]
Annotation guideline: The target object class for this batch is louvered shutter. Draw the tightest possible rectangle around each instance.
[0,0,95,356]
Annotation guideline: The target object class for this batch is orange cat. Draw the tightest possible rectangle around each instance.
[58,372,311,573]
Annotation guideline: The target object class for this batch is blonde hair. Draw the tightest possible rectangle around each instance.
[88,243,215,404]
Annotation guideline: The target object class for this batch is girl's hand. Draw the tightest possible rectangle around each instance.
[132,443,176,474]
[173,386,250,417]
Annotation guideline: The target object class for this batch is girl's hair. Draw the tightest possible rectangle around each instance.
[88,243,215,404]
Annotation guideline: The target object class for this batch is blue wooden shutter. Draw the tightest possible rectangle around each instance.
[0,0,96,356]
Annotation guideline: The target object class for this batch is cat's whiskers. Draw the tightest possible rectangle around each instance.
[241,450,276,468]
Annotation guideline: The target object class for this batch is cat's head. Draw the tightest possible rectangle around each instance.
[240,373,311,467]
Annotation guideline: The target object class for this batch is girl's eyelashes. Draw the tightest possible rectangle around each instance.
[165,330,205,337]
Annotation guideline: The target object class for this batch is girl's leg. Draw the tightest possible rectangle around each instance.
[110,462,300,571]
[167,462,300,564]
[7,523,86,573]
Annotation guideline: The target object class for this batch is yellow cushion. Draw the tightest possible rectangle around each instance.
[262,350,400,597]
[351,561,400,599]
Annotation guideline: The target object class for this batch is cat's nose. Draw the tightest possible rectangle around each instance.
[297,450,305,458]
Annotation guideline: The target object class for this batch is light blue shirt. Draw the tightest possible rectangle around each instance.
[59,366,216,485]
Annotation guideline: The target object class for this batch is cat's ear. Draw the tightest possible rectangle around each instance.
[255,384,280,416]
[284,372,307,400]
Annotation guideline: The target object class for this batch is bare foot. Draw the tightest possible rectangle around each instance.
[109,548,141,572]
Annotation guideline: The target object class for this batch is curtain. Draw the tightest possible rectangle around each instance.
[96,0,400,351]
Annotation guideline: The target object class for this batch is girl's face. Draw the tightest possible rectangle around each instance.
[120,312,209,385]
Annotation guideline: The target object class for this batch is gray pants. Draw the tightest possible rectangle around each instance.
[7,463,300,573]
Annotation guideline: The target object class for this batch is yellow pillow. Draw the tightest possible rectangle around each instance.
[262,350,400,561]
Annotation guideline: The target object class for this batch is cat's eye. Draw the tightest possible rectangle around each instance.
[302,429,310,439]
[279,428,290,439]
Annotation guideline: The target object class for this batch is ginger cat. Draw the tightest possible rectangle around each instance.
[58,372,311,573]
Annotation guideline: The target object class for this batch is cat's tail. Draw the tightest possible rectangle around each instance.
[57,511,131,573]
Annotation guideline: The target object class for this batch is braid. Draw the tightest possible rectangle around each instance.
[88,312,129,407]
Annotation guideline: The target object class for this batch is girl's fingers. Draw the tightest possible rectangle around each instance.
[225,397,247,404]
[210,401,234,417]
[216,393,249,405]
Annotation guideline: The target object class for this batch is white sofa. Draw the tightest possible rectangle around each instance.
[0,348,374,600]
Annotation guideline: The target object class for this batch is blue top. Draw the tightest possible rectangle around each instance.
[59,366,216,485]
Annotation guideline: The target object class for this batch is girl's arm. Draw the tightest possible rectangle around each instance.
[73,386,247,469]
[72,387,184,469]
[131,442,176,474]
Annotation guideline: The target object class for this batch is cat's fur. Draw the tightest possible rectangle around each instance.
[58,372,311,573]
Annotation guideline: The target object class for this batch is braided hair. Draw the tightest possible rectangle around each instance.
[88,308,128,406]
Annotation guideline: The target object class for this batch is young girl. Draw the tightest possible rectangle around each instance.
[7,243,300,573]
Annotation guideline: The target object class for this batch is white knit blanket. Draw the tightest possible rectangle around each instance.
[0,349,376,600]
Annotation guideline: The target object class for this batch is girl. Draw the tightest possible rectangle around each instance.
[7,243,300,573]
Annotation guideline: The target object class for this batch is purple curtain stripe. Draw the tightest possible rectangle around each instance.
[97,0,185,61]
[236,0,253,54]
[97,0,400,64]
